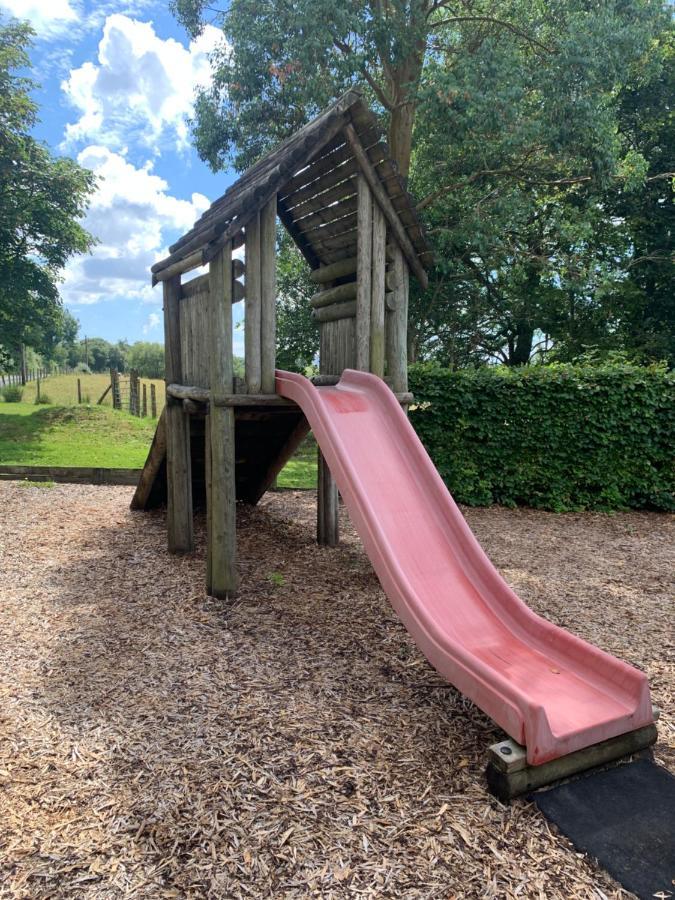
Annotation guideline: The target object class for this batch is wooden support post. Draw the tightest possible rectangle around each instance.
[260,195,277,395]
[386,243,409,393]
[142,382,147,417]
[163,274,194,553]
[245,214,262,393]
[77,378,82,404]
[36,376,40,403]
[356,174,372,371]
[370,202,386,377]
[208,242,238,599]
[317,449,339,547]
[150,383,157,418]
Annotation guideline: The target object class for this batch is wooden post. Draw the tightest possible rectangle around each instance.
[142,382,147,417]
[356,174,372,371]
[370,202,386,377]
[245,215,262,393]
[77,378,82,404]
[208,241,238,598]
[150,383,157,418]
[163,274,194,553]
[317,450,339,547]
[36,375,40,402]
[260,195,277,394]
[386,243,409,393]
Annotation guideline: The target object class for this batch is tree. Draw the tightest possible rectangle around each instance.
[173,0,670,366]
[276,230,318,372]
[0,18,96,361]
[127,342,165,379]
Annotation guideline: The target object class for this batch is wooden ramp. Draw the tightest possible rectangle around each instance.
[131,403,309,511]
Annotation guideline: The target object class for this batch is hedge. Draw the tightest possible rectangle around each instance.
[408,362,675,511]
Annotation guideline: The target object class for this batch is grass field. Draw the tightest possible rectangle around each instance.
[0,373,317,485]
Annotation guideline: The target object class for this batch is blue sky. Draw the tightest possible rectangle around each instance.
[3,0,238,346]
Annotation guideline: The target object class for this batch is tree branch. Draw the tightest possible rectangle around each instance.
[429,15,556,54]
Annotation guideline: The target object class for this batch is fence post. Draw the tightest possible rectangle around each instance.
[36,376,41,403]
[77,378,82,404]
[142,382,147,417]
[150,383,157,418]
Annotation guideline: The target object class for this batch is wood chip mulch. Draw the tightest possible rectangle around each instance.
[0,483,672,899]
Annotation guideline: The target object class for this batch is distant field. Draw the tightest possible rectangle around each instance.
[18,372,166,412]
[0,373,317,486]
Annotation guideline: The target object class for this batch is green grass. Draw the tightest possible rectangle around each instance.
[0,382,319,487]
[19,373,166,411]
[0,403,157,468]
[277,434,317,488]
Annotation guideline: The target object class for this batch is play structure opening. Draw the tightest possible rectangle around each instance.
[131,91,655,791]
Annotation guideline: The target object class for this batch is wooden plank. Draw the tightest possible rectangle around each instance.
[310,256,357,284]
[164,275,194,553]
[290,173,358,218]
[370,201,386,377]
[312,300,356,323]
[180,273,210,298]
[208,242,237,599]
[153,248,205,284]
[486,723,658,802]
[260,195,277,395]
[214,394,297,408]
[167,383,210,402]
[344,123,428,290]
[317,450,339,546]
[310,281,357,308]
[356,174,372,371]
[130,409,167,508]
[245,212,262,394]
[1,465,142,487]
[386,243,408,392]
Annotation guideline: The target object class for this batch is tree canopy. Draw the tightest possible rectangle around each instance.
[174,0,674,368]
[0,18,96,362]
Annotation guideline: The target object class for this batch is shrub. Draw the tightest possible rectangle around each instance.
[35,393,51,404]
[74,362,91,374]
[408,362,675,512]
[1,385,24,402]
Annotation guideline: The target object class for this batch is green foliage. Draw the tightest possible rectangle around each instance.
[0,18,96,358]
[276,231,319,372]
[409,362,674,511]
[127,342,165,379]
[1,385,23,402]
[34,392,50,405]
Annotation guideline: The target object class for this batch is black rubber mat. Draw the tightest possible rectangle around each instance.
[534,759,675,899]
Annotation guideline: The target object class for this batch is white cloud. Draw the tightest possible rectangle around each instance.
[142,311,161,334]
[0,0,79,38]
[61,14,221,152]
[61,145,209,307]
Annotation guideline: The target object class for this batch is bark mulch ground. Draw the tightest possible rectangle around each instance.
[0,482,672,899]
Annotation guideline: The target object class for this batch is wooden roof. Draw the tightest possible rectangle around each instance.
[151,91,432,287]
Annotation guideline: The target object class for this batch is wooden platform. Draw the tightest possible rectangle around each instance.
[131,401,309,511]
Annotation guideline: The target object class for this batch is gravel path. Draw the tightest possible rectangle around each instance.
[0,482,672,898]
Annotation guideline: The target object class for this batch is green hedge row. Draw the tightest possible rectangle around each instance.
[408,362,674,511]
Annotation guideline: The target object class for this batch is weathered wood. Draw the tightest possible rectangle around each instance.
[370,201,387,377]
[344,123,428,290]
[386,243,409,392]
[164,275,194,553]
[310,256,358,284]
[0,465,141,486]
[319,316,355,377]
[96,382,112,405]
[232,279,245,303]
[130,409,167,508]
[291,174,358,218]
[180,273,210,299]
[208,242,238,598]
[310,281,357,308]
[296,197,358,235]
[183,398,205,415]
[486,723,659,802]
[260,195,277,395]
[312,300,356,323]
[214,394,297,408]
[142,382,148,417]
[150,383,157,418]
[153,248,204,284]
[317,450,339,546]
[205,412,213,594]
[232,258,245,279]
[356,174,372,371]
[77,378,82,404]
[245,212,262,394]
[167,383,210,402]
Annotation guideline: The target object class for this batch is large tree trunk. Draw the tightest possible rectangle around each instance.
[509,323,535,366]
[388,101,416,180]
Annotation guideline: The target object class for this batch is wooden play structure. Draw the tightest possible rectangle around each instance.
[132,91,432,598]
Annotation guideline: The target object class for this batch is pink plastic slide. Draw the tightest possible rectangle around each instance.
[275,369,653,765]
